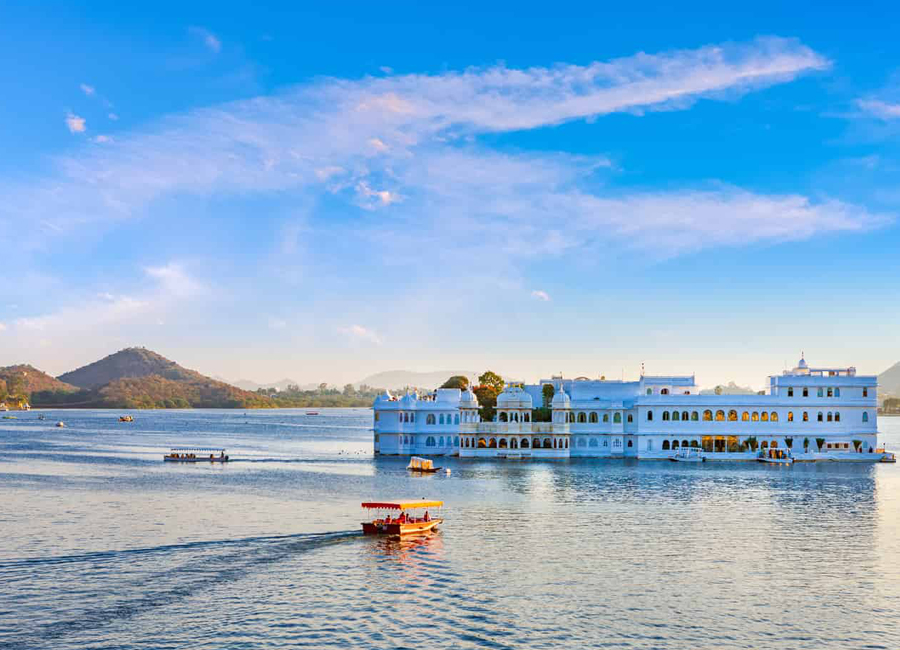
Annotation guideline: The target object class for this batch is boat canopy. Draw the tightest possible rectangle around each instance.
[407,457,434,470]
[169,448,226,452]
[361,500,444,510]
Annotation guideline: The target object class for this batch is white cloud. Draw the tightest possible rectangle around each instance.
[92,135,113,144]
[108,113,119,121]
[339,324,382,345]
[856,99,900,120]
[80,83,95,96]
[144,262,204,298]
[355,181,400,209]
[531,290,551,301]
[190,27,221,53]
[65,112,86,133]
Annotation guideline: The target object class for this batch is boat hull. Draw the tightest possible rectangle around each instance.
[164,457,229,463]
[669,457,704,463]
[757,458,793,465]
[362,518,443,536]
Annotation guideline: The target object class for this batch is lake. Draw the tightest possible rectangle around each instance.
[2,409,900,649]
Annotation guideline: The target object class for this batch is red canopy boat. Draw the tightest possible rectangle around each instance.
[361,499,444,536]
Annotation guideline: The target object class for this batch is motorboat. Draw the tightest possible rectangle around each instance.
[361,500,444,536]
[119,415,134,422]
[306,411,319,416]
[56,421,65,428]
[878,449,896,463]
[407,456,441,473]
[164,448,229,463]
[758,448,793,465]
[669,448,705,462]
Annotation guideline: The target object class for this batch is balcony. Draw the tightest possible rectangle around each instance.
[459,422,569,434]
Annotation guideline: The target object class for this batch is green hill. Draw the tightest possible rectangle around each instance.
[58,347,200,389]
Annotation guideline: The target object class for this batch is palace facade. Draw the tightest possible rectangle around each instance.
[372,358,879,461]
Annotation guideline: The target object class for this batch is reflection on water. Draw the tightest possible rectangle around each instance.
[1,410,900,649]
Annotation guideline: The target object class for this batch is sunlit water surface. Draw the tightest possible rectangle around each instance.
[2,409,900,649]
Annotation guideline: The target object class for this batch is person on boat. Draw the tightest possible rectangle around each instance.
[424,511,430,522]
[398,511,407,524]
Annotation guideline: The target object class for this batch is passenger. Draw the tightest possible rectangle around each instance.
[424,511,430,522]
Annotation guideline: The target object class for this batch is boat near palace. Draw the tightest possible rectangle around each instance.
[119,415,134,422]
[361,500,444,536]
[407,456,441,473]
[669,448,705,462]
[878,448,896,463]
[164,448,229,463]
[758,448,793,465]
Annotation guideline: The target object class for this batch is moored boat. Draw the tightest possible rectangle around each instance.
[164,448,229,463]
[878,448,896,463]
[407,456,441,473]
[758,448,793,465]
[669,448,705,462]
[361,500,444,536]
[56,421,65,428]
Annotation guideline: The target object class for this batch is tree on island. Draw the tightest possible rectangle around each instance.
[542,383,555,407]
[440,375,470,391]
[815,437,825,452]
[474,370,505,422]
[803,437,810,452]
[784,437,793,449]
[852,439,862,452]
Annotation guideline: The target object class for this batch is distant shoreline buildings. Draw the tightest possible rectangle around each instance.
[372,357,879,461]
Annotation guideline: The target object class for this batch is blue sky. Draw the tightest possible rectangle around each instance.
[2,1,900,388]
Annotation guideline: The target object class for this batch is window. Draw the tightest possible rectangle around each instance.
[521,438,530,448]
[489,438,498,448]
[817,388,824,397]
[835,412,840,422]
[590,412,598,423]
[454,414,459,424]
[567,412,575,423]
[682,411,689,421]
[374,412,380,422]
[578,412,587,423]
[603,413,609,422]
[827,412,833,422]
[817,412,823,422]
[454,436,459,446]
[742,411,749,422]
[715,410,725,421]
[439,414,445,425]
[728,410,738,421]
[426,436,436,447]
[771,412,778,422]
[682,439,689,448]
[498,438,507,448]
[672,440,680,449]
[863,387,869,397]
[787,411,794,422]
[646,388,652,395]
[628,414,634,423]
[543,438,552,449]
[835,388,841,397]
[863,412,869,423]
[439,436,444,446]
[662,440,670,450]
[827,388,833,398]
[524,413,530,422]
[627,440,633,448]
[751,412,759,422]
[672,411,680,421]
[662,411,670,421]
[510,438,518,449]
[803,388,809,397]
[661,388,669,395]
[578,437,587,447]
[499,412,508,422]
[691,411,699,421]
[703,410,713,421]
[648,411,654,421]
[426,414,435,425]
[614,413,622,423]
[603,439,608,447]
[761,412,769,422]
[803,411,809,422]
[788,387,794,397]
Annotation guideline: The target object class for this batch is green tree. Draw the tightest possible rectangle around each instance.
[852,439,862,452]
[532,407,552,422]
[541,383,555,408]
[803,437,810,452]
[343,383,356,397]
[478,371,505,393]
[474,384,500,422]
[784,437,793,449]
[440,375,469,391]
[745,436,758,451]
[815,437,825,452]
[0,378,7,402]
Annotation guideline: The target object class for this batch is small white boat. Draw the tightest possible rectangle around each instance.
[407,456,441,473]
[879,450,896,463]
[669,448,704,462]
[56,421,65,428]
[758,448,793,465]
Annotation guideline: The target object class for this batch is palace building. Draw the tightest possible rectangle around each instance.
[372,357,880,461]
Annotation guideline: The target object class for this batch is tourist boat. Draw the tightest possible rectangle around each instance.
[306,411,319,416]
[119,415,134,422]
[407,456,441,473]
[164,448,230,463]
[669,448,705,462]
[0,403,7,412]
[758,448,793,465]
[56,421,65,428]
[361,499,444,536]
[877,448,896,463]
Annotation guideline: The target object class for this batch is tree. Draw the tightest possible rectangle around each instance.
[803,437,810,452]
[343,383,356,396]
[532,407,552,422]
[852,439,862,452]
[317,382,328,394]
[745,436,758,451]
[815,437,825,452]
[784,437,793,449]
[0,378,7,402]
[542,383,555,408]
[478,371,505,393]
[474,384,500,422]
[440,375,469,391]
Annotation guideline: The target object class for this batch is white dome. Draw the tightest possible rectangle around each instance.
[496,385,533,410]
[797,356,808,369]
[551,387,571,408]
[460,386,479,407]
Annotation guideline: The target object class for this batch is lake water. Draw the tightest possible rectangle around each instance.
[2,409,900,649]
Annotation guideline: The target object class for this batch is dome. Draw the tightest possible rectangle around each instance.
[460,386,479,407]
[797,356,808,369]
[496,385,533,410]
[373,389,392,405]
[399,391,418,408]
[551,387,571,408]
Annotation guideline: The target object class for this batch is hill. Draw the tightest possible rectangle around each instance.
[879,362,900,402]
[30,348,275,409]
[219,377,312,392]
[356,370,479,391]
[699,381,761,396]
[0,365,78,405]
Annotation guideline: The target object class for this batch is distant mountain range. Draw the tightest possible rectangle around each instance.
[879,362,900,402]
[699,381,760,395]
[354,370,479,391]
[216,377,315,392]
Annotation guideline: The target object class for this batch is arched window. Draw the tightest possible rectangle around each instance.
[788,411,794,422]
[524,413,530,422]
[662,440,670,450]
[835,388,841,397]
[691,411,699,421]
[681,411,689,421]
[543,438,552,449]
[682,439,689,448]
[454,414,459,424]
[835,412,840,422]
[426,436,436,447]
[553,438,557,448]
[864,387,869,397]
[489,438,497,448]
[478,438,487,448]
[590,412,598,423]
[715,410,725,422]
[788,387,794,397]
[647,411,654,421]
[533,438,541,448]
[628,414,634,423]
[589,438,598,447]
[565,439,569,448]
[672,440,680,449]
[751,412,759,422]
[646,388,652,395]
[662,411,670,421]
[578,412,587,423]
[627,440,633,448]
[742,411,749,422]
[578,437,586,447]
[691,440,699,448]
[454,436,459,446]
[439,436,445,446]
[464,438,470,448]
[761,440,769,448]
[672,411,680,421]
[499,412,508,422]
[521,438,530,448]
[512,412,519,422]
[410,414,415,423]
[803,411,809,422]
[703,410,713,421]
[614,413,622,423]
[442,414,448,424]
[816,387,823,397]
[863,412,869,423]
[425,414,434,425]
[603,413,609,422]
[803,388,809,397]
[827,388,833,398]
[728,410,737,421]
[817,412,823,422]
[499,438,507,448]
[603,439,608,447]
[771,412,778,422]
[568,412,575,423]
[761,412,769,422]
[827,412,833,422]
[510,438,518,449]
[661,388,669,395]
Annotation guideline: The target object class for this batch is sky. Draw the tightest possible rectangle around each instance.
[2,1,900,389]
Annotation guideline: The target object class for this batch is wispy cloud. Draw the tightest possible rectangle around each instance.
[190,26,221,53]
[108,113,119,121]
[64,112,86,133]
[531,290,551,301]
[80,83,95,96]
[144,262,204,298]
[92,135,113,144]
[856,98,900,120]
[339,324,382,345]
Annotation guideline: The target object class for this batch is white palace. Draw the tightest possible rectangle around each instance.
[372,357,880,461]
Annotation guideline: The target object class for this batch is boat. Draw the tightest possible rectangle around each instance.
[877,448,896,463]
[758,448,793,465]
[407,456,441,473]
[164,448,230,463]
[306,411,319,416]
[361,499,444,536]
[2,415,16,420]
[0,403,7,412]
[38,415,46,421]
[56,421,65,428]
[669,448,705,462]
[119,415,134,422]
